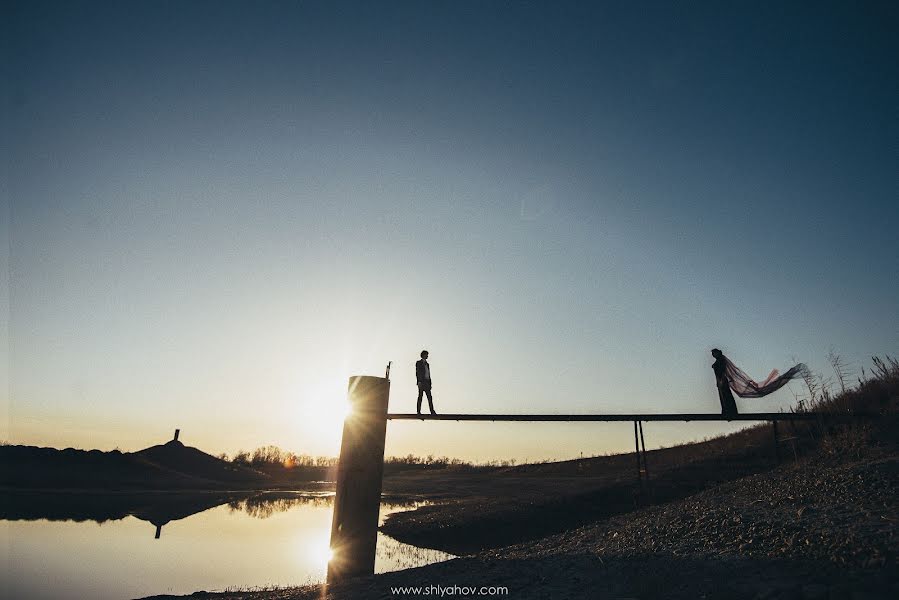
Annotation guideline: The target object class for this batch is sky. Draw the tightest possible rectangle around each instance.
[2,1,897,461]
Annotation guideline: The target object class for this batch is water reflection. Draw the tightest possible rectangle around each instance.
[1,490,247,538]
[1,491,454,599]
[227,492,335,519]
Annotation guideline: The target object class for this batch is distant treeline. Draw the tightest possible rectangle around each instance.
[218,446,338,469]
[217,445,518,473]
[385,454,519,474]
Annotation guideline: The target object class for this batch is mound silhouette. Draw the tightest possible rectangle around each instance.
[134,440,268,485]
[0,440,267,490]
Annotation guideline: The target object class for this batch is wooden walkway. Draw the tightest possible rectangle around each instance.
[387,412,873,422]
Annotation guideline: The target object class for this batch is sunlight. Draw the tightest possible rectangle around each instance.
[291,371,354,455]
[298,396,351,431]
[292,523,334,572]
[300,536,334,570]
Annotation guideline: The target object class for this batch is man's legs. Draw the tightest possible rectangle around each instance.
[424,387,435,414]
[417,386,424,414]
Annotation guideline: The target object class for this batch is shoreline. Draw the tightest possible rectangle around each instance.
[0,485,335,494]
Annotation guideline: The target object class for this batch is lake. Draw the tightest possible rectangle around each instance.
[1,491,455,599]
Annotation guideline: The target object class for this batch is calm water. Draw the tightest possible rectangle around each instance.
[1,491,454,600]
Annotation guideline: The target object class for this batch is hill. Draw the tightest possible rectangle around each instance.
[0,439,269,491]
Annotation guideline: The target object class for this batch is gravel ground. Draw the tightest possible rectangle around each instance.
[494,454,897,569]
[142,452,898,600]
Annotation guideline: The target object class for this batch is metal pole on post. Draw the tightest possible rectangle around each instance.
[327,375,390,584]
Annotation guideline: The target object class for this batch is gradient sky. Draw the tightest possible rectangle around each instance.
[3,1,897,461]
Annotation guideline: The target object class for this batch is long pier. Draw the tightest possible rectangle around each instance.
[387,412,871,422]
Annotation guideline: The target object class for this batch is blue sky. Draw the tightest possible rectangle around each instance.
[3,1,897,460]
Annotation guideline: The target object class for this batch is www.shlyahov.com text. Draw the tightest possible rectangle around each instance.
[390,584,509,597]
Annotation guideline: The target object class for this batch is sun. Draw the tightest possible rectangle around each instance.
[302,396,352,430]
[335,399,353,422]
[297,530,334,571]
[287,368,359,454]
[291,377,355,453]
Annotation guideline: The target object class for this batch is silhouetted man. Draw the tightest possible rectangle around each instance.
[415,350,436,415]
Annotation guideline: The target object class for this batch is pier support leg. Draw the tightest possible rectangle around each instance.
[327,376,390,584]
[772,421,780,464]
[638,420,649,482]
[633,421,644,503]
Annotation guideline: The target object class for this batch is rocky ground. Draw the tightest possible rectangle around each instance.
[379,443,783,555]
[142,449,898,600]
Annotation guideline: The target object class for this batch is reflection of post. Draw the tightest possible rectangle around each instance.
[155,524,162,539]
[328,376,390,584]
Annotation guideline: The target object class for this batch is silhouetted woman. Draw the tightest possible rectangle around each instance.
[711,348,806,417]
[712,349,739,417]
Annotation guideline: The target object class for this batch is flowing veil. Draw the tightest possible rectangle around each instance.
[723,356,806,398]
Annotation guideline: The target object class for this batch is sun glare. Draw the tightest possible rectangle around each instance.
[338,400,353,420]
[292,375,354,454]
[300,397,351,429]
[298,532,334,570]
[308,543,333,568]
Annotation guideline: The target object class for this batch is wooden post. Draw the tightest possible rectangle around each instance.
[327,375,390,584]
[173,429,180,442]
